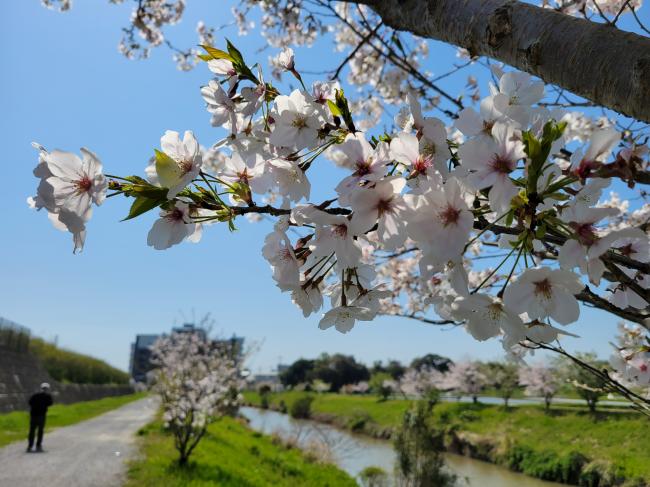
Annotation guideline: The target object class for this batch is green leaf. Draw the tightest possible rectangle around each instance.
[124,175,149,185]
[129,185,168,199]
[327,99,341,117]
[154,149,182,189]
[334,89,356,133]
[226,39,245,66]
[200,45,233,62]
[522,131,541,162]
[122,196,163,221]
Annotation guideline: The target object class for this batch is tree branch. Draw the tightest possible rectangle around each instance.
[341,0,650,123]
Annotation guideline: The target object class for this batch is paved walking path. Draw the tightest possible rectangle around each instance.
[0,397,157,487]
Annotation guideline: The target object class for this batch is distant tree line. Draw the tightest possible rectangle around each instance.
[280,352,612,412]
[279,353,453,392]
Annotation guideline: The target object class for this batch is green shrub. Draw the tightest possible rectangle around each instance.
[358,466,389,487]
[29,337,129,384]
[505,445,588,484]
[290,396,314,419]
[278,400,288,414]
[347,410,372,432]
[260,394,270,410]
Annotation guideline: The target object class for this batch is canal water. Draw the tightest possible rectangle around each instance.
[241,407,565,487]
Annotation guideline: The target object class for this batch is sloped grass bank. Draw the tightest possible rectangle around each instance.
[244,392,650,486]
[0,392,146,447]
[125,417,356,487]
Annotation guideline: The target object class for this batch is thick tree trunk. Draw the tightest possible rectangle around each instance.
[345,0,650,123]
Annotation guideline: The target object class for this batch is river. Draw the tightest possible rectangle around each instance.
[241,407,566,487]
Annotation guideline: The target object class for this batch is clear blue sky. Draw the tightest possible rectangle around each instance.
[1,0,627,373]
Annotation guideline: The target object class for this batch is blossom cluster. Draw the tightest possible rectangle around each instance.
[610,322,650,394]
[542,0,642,15]
[29,42,650,390]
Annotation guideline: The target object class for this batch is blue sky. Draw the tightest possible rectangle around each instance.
[1,1,633,373]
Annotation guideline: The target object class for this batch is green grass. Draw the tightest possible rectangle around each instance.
[245,392,650,482]
[125,417,357,487]
[0,392,146,447]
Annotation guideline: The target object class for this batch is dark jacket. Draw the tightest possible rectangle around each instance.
[28,391,53,417]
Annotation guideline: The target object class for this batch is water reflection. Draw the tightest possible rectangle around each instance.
[241,407,565,487]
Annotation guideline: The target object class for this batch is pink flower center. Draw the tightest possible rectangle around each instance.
[376,198,393,217]
[413,155,432,174]
[439,204,461,227]
[178,159,194,174]
[570,222,598,247]
[332,224,348,238]
[573,159,600,179]
[533,278,553,300]
[354,159,372,177]
[165,208,184,222]
[489,155,513,174]
[618,243,634,257]
[278,248,293,262]
[74,176,92,194]
[237,168,251,184]
[640,363,648,373]
[292,116,308,129]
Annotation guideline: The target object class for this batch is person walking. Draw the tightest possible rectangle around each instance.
[27,382,53,453]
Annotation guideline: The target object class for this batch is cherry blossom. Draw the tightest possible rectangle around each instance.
[147,201,202,250]
[335,133,390,205]
[262,225,301,291]
[351,176,408,250]
[406,178,473,274]
[390,131,446,182]
[503,267,583,325]
[319,305,374,333]
[451,294,525,342]
[489,71,545,126]
[308,211,364,270]
[146,130,202,199]
[269,89,323,150]
[29,144,107,252]
[458,122,525,213]
[610,323,650,393]
[201,80,238,131]
[558,205,620,284]
[570,127,620,179]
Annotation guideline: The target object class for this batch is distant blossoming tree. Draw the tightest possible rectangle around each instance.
[484,362,520,407]
[444,361,487,404]
[399,367,445,398]
[151,330,243,465]
[519,363,560,410]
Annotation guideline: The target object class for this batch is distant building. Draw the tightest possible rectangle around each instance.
[248,373,283,392]
[277,363,290,374]
[129,334,160,383]
[129,324,245,383]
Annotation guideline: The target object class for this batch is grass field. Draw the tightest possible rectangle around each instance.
[245,391,650,483]
[0,392,146,447]
[125,417,356,487]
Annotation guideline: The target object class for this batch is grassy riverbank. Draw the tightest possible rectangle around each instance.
[125,417,356,487]
[245,391,650,486]
[0,392,146,447]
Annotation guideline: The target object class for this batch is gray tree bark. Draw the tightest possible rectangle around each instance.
[344,0,650,123]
